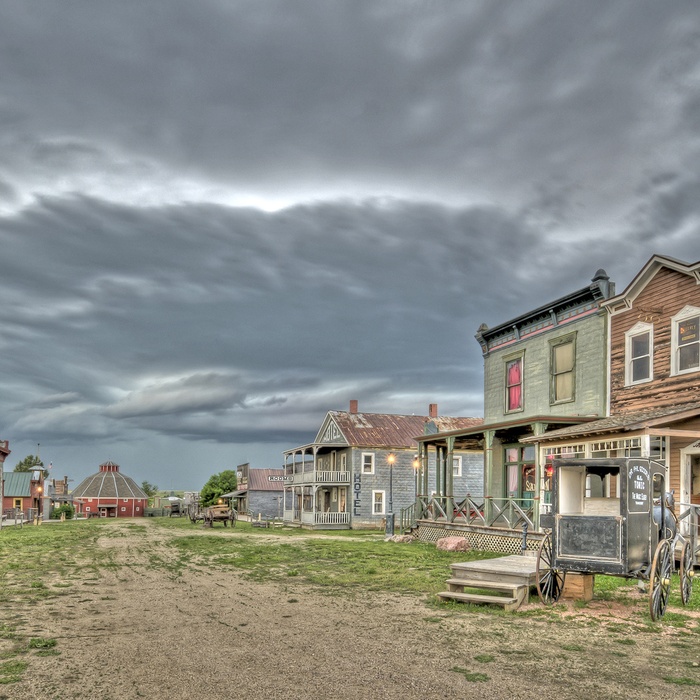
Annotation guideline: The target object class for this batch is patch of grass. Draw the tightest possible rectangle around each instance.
[473,654,495,663]
[561,644,584,652]
[663,677,700,686]
[28,638,57,649]
[0,659,28,684]
[613,637,636,646]
[451,666,489,682]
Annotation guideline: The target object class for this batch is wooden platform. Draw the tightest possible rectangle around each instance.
[437,554,538,611]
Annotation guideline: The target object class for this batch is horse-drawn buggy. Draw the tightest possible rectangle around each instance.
[537,457,698,620]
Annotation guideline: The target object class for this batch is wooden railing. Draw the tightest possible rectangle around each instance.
[313,512,350,525]
[287,470,350,484]
[414,495,536,530]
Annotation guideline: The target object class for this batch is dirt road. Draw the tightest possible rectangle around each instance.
[4,519,700,700]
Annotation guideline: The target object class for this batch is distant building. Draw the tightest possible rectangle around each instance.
[72,460,148,518]
[0,440,10,511]
[283,401,483,530]
[224,463,285,520]
[2,470,43,516]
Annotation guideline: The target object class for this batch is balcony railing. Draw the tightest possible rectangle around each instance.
[283,509,350,526]
[286,470,350,485]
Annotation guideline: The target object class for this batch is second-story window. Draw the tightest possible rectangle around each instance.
[625,322,653,385]
[677,313,700,373]
[505,357,523,412]
[551,337,575,403]
[452,455,462,477]
[362,452,375,474]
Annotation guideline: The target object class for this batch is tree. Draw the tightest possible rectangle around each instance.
[141,480,159,498]
[200,470,238,507]
[14,454,48,478]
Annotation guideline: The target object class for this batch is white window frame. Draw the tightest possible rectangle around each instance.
[625,321,653,385]
[452,455,462,477]
[340,453,347,470]
[121,507,126,512]
[361,452,375,474]
[372,490,385,515]
[671,306,700,376]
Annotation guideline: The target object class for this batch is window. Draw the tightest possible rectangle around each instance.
[625,322,653,385]
[372,490,385,514]
[551,336,575,403]
[503,445,536,500]
[505,356,523,412]
[86,507,91,512]
[13,498,21,509]
[121,507,126,512]
[340,453,347,470]
[672,306,700,375]
[452,456,462,477]
[362,452,375,474]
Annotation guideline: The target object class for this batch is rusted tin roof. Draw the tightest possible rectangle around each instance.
[247,469,285,491]
[328,411,483,449]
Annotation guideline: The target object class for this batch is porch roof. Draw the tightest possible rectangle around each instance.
[415,415,598,447]
[521,401,700,443]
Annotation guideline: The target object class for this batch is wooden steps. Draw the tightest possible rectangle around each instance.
[437,554,538,611]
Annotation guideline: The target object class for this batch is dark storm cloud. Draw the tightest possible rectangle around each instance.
[1,1,700,487]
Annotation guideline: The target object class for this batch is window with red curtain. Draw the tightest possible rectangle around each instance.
[506,358,522,411]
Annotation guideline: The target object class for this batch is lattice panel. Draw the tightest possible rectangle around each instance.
[416,524,540,554]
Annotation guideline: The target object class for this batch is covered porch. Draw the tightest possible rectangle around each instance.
[407,416,598,551]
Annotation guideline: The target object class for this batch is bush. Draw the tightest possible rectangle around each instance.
[50,504,75,520]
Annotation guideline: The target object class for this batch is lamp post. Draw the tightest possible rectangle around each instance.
[386,453,395,536]
[413,455,420,501]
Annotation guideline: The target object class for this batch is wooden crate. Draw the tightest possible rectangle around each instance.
[562,573,594,602]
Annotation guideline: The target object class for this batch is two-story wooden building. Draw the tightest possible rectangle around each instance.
[529,255,700,529]
[414,270,616,549]
[283,401,483,529]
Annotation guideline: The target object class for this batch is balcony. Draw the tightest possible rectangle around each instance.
[286,469,350,485]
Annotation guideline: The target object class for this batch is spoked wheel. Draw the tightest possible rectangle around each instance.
[680,540,695,606]
[649,538,672,621]
[536,532,566,605]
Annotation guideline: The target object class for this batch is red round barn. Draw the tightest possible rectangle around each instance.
[72,460,148,518]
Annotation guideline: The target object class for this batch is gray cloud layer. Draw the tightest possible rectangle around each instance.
[1,1,700,487]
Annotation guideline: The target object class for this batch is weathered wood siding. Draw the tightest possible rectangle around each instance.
[483,312,608,423]
[610,267,700,414]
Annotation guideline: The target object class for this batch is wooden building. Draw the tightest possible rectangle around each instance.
[283,401,482,530]
[530,255,700,527]
[225,463,285,520]
[414,270,615,549]
[72,460,148,518]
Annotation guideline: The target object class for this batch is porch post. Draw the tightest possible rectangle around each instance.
[530,422,547,530]
[446,436,455,523]
[435,445,443,501]
[483,429,495,524]
[422,443,429,499]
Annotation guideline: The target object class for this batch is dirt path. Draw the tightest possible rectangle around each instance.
[5,520,700,700]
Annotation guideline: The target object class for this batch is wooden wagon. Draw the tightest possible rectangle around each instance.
[202,504,237,528]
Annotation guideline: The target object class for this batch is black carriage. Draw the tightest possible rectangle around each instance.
[537,457,697,620]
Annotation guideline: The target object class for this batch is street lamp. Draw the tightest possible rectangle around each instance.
[386,453,395,536]
[413,455,420,500]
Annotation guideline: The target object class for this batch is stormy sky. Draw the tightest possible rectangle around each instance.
[2,1,700,491]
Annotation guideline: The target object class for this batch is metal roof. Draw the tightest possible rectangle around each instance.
[521,402,700,442]
[2,472,32,497]
[72,469,147,499]
[323,411,482,450]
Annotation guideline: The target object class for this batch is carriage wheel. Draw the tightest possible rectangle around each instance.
[536,532,565,605]
[680,540,695,606]
[649,538,672,621]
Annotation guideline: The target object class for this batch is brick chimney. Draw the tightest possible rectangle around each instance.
[429,403,438,418]
[349,399,358,414]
